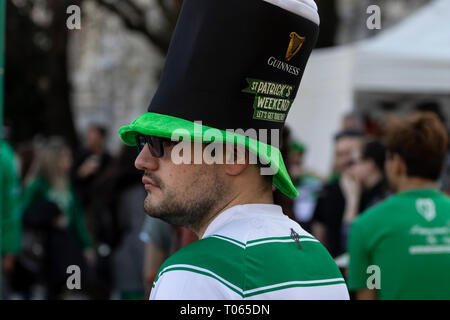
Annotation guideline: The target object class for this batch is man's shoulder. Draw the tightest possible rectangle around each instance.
[160,235,243,266]
[155,231,246,286]
[435,191,450,206]
[152,213,348,299]
[160,211,338,270]
[151,236,246,299]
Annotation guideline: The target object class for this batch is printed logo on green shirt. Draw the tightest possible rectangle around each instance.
[416,198,436,222]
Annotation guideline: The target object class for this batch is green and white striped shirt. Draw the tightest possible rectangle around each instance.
[150,204,349,300]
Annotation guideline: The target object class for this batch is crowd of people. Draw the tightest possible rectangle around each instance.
[1,124,196,299]
[1,102,450,300]
[278,103,450,299]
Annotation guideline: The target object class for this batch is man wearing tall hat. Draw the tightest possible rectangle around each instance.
[119,0,349,300]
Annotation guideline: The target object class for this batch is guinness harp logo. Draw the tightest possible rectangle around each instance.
[285,32,305,62]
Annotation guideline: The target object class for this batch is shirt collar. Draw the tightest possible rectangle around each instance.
[202,203,284,239]
[396,187,442,198]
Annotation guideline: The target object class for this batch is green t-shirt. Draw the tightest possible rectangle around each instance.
[347,188,450,300]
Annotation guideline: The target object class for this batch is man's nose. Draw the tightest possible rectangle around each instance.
[135,144,159,171]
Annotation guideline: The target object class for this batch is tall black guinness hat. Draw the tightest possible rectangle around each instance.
[119,0,320,198]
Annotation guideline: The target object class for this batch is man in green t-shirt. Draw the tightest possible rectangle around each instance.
[348,112,450,300]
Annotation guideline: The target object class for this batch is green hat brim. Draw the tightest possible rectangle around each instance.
[118,112,298,199]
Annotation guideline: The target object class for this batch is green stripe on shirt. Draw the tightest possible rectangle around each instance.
[155,264,346,297]
[154,235,344,292]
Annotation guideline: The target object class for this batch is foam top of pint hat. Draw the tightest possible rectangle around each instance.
[263,0,320,25]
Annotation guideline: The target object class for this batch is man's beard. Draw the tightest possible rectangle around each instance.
[143,171,227,232]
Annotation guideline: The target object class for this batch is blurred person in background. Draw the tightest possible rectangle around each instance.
[70,124,113,298]
[21,137,94,299]
[311,130,364,257]
[341,112,364,133]
[329,130,364,184]
[139,216,176,298]
[15,142,36,187]
[289,141,323,232]
[91,146,147,300]
[140,217,198,299]
[1,138,22,299]
[72,124,112,210]
[348,112,450,300]
[340,140,390,252]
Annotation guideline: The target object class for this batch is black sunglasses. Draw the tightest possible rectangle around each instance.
[135,134,177,158]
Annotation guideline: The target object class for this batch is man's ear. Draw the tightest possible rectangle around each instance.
[393,153,407,176]
[224,145,249,177]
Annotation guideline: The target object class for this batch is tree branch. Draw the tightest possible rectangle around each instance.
[95,0,171,54]
[156,0,177,30]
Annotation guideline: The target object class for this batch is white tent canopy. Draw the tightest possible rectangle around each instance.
[287,0,450,178]
[287,46,355,178]
[355,0,450,93]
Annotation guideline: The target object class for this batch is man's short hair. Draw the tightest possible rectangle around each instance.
[89,124,108,138]
[385,112,449,181]
[362,140,386,173]
[334,129,364,142]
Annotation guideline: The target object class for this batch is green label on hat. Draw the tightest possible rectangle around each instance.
[243,78,294,99]
[253,110,287,123]
[243,78,294,123]
[253,96,293,113]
